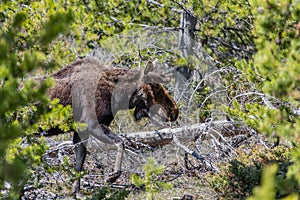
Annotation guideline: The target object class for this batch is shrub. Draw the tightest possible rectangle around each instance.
[130,157,173,200]
[207,145,298,199]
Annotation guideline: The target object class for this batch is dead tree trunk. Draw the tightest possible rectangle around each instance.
[175,2,197,102]
[178,4,197,58]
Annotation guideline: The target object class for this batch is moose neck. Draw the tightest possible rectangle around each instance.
[110,69,144,113]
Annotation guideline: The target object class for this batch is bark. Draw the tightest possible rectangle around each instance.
[175,2,197,102]
[122,120,250,149]
[178,7,197,58]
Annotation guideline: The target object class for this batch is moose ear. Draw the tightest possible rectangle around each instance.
[143,60,171,83]
[144,61,155,75]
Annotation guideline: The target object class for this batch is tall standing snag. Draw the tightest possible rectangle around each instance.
[44,57,178,193]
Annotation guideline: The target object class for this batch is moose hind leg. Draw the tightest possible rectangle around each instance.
[72,131,88,194]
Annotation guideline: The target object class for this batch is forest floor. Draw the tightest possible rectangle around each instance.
[20,129,272,200]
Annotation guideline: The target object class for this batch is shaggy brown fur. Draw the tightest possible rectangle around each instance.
[44,57,178,193]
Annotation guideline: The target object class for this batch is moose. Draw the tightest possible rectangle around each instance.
[42,57,179,193]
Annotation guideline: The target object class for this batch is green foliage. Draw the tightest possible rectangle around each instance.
[31,98,85,133]
[131,157,173,200]
[247,163,299,200]
[223,1,300,199]
[0,0,75,67]
[0,1,74,198]
[90,0,178,38]
[192,0,255,64]
[227,99,300,141]
[247,164,278,200]
[208,145,298,199]
[39,11,73,46]
[41,0,180,66]
[232,0,300,129]
[250,0,300,100]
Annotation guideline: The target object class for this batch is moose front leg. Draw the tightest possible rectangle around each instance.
[89,124,125,183]
[106,141,124,183]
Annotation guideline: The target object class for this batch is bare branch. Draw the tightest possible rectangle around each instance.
[229,92,300,116]
[147,0,164,7]
[173,135,219,171]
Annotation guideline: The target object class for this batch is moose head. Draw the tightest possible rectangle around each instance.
[128,61,178,123]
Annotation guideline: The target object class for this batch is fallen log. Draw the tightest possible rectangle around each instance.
[122,120,250,148]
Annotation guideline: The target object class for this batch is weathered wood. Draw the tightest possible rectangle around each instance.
[122,120,249,148]
[174,1,197,102]
[48,121,249,152]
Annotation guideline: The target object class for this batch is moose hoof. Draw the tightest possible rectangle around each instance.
[106,171,122,183]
